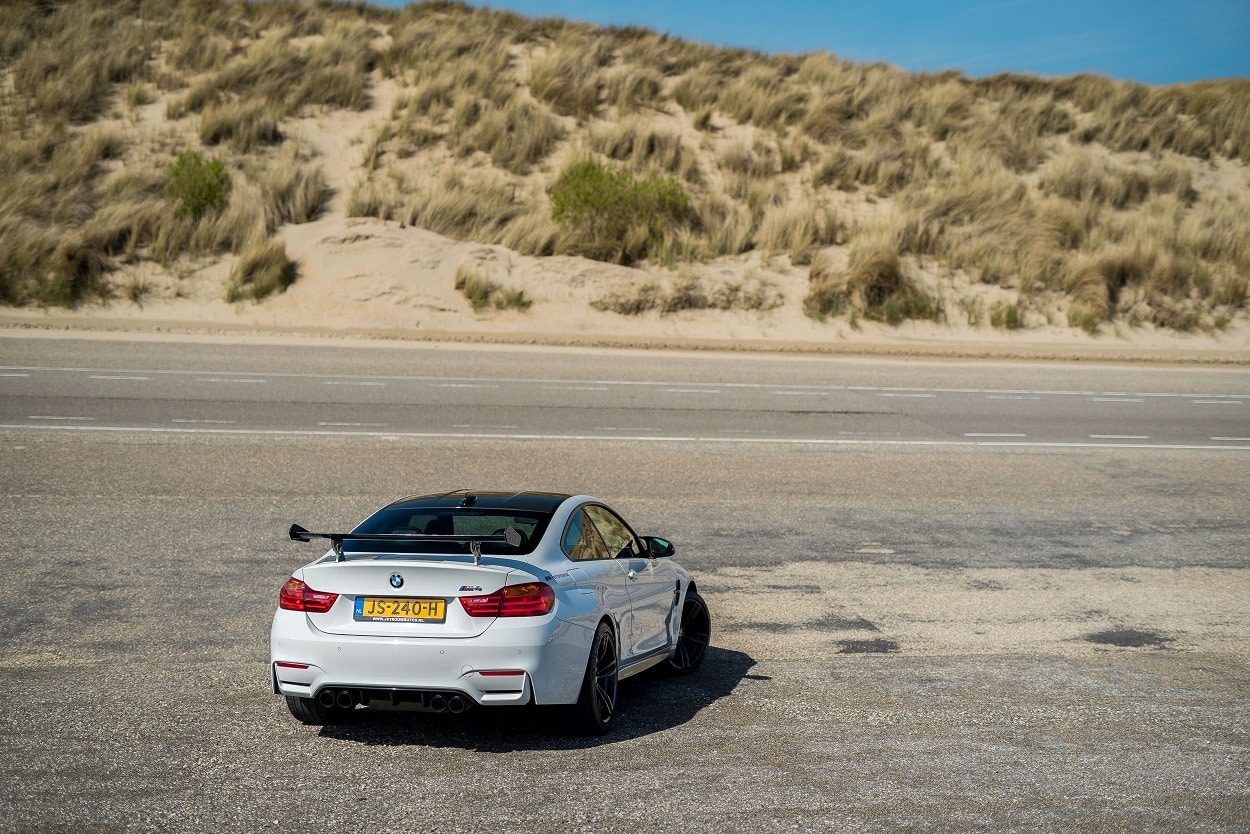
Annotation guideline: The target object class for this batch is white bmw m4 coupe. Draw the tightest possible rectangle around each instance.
[271,490,710,734]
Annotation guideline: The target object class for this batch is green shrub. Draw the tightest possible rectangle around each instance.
[549,159,689,264]
[167,152,230,218]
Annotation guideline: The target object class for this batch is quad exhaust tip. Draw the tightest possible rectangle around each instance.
[317,688,471,713]
[317,689,357,710]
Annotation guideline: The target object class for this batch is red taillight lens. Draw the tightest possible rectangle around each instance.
[279,577,338,614]
[459,582,555,617]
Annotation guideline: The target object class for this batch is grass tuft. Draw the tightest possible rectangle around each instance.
[200,101,283,153]
[805,236,941,325]
[225,239,296,302]
[989,301,1024,329]
[454,265,532,312]
[592,273,783,315]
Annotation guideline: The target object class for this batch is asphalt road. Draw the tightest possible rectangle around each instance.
[1,335,1248,833]
[2,337,1248,448]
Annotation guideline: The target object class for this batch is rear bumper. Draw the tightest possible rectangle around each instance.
[270,609,592,706]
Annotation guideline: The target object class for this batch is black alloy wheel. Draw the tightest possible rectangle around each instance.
[665,590,710,675]
[572,621,618,735]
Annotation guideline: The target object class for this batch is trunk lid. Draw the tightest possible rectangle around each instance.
[300,558,513,638]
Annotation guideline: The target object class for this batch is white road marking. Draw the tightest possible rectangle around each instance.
[1212,436,1250,441]
[666,388,722,394]
[0,373,30,377]
[198,378,268,384]
[88,375,150,381]
[323,381,385,387]
[1193,400,1242,405]
[1090,397,1144,403]
[453,423,518,429]
[772,390,828,396]
[172,419,237,425]
[432,383,497,389]
[543,385,609,391]
[594,427,660,432]
[318,421,387,427]
[964,433,1027,438]
[1091,435,1149,440]
[28,415,94,421]
[985,395,1040,400]
[876,393,936,398]
[5,423,1248,451]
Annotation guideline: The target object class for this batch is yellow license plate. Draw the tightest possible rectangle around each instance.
[354,597,446,623]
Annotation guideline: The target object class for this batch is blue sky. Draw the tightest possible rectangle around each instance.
[378,0,1249,85]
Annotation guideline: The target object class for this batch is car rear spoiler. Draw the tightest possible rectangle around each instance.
[289,523,523,565]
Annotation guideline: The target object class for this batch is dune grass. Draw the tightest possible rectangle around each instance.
[225,239,296,303]
[805,234,942,325]
[454,265,532,312]
[592,272,783,315]
[1,0,1246,332]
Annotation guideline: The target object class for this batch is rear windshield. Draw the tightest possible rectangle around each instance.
[346,507,551,556]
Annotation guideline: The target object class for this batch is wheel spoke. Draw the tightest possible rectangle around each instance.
[594,682,614,719]
[674,640,691,668]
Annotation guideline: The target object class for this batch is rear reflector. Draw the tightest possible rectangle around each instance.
[477,670,525,677]
[279,577,338,614]
[275,661,310,670]
[459,582,555,617]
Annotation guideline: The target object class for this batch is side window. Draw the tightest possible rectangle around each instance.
[562,509,611,562]
[584,505,641,559]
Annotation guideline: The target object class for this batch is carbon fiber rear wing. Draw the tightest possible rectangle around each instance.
[289,523,522,565]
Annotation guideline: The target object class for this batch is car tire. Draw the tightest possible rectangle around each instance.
[570,621,618,735]
[664,589,711,676]
[285,695,349,725]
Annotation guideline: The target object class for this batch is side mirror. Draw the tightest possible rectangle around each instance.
[643,536,675,558]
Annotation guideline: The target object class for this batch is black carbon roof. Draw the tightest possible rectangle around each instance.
[384,490,572,514]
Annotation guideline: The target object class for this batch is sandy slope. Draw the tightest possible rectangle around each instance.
[4,204,1246,364]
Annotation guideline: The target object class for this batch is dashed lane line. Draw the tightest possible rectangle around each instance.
[197,378,268,384]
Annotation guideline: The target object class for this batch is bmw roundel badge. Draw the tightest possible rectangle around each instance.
[389,573,404,589]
